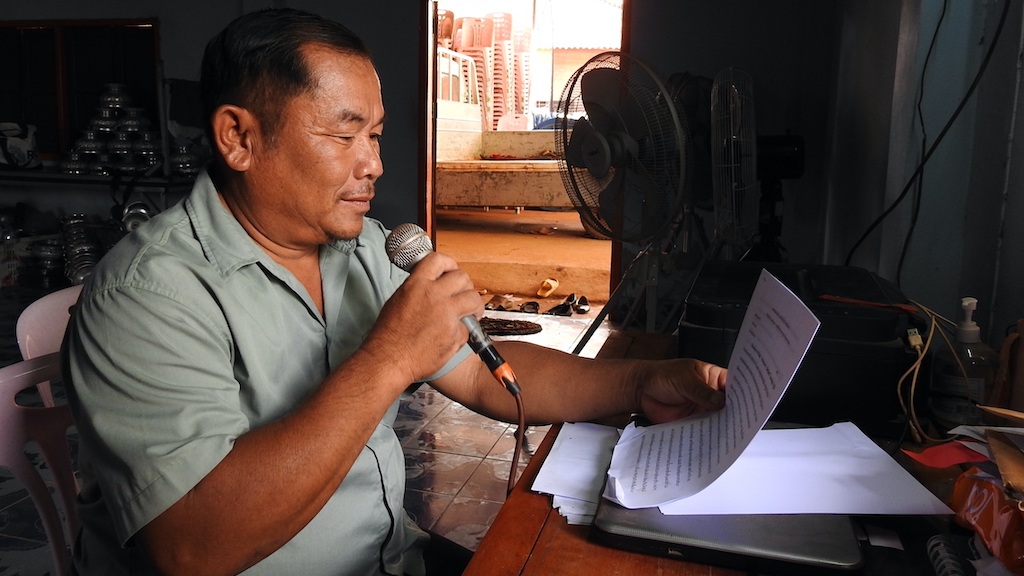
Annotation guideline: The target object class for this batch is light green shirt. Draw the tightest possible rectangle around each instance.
[64,170,470,576]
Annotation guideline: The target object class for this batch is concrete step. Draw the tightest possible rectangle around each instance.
[436,208,611,304]
[435,159,571,209]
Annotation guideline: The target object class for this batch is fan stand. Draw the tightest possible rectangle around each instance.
[745,176,785,262]
[570,204,708,355]
[640,251,665,333]
[746,133,804,262]
[571,250,647,355]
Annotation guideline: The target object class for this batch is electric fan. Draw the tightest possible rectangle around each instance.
[554,51,691,350]
[555,51,688,247]
[709,68,758,260]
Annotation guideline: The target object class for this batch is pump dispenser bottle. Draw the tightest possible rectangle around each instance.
[929,297,998,426]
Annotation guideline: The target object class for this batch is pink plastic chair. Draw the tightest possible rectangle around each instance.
[438,9,455,48]
[16,284,83,406]
[0,352,80,576]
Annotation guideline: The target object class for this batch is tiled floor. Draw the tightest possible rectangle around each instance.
[399,310,611,552]
[0,289,610,574]
[399,386,549,550]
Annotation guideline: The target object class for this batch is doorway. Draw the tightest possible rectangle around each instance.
[429,0,622,312]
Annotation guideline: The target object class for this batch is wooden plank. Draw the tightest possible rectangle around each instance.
[462,423,560,576]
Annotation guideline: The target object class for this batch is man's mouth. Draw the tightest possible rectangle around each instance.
[342,193,374,207]
[343,184,375,205]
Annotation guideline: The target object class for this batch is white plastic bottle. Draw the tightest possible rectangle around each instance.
[929,297,998,427]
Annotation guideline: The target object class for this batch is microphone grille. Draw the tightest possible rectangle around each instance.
[385,223,434,271]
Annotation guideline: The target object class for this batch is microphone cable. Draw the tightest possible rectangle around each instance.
[507,381,526,496]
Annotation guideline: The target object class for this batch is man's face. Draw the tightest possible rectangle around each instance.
[243,44,385,246]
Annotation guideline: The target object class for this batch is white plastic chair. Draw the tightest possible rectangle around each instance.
[15,284,83,406]
[0,352,80,576]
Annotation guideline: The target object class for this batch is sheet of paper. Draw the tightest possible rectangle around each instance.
[552,495,597,524]
[658,422,953,515]
[605,269,820,509]
[532,422,620,505]
[947,425,1024,443]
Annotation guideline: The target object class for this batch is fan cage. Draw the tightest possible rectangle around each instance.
[554,51,687,245]
[710,68,758,246]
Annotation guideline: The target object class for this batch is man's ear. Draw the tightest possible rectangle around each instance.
[211,105,260,172]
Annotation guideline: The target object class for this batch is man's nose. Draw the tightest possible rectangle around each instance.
[355,138,383,180]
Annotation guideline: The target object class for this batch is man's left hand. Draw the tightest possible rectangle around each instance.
[635,359,727,424]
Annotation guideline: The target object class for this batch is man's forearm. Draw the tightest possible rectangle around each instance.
[441,341,641,426]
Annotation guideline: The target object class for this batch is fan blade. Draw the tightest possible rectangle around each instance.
[566,118,614,178]
[565,118,595,168]
[597,167,626,231]
[581,67,624,133]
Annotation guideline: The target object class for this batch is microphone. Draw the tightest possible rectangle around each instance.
[385,223,520,394]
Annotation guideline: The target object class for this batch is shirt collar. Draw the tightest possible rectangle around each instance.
[184,168,361,277]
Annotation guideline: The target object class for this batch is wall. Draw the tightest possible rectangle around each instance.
[1,0,424,230]
[823,0,917,274]
[828,0,1024,346]
[435,101,483,161]
[550,48,608,104]
[958,0,1024,348]
[898,0,1014,339]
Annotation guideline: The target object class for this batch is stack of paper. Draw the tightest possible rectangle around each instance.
[534,420,951,520]
[532,422,619,524]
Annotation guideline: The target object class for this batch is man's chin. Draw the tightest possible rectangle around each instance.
[325,219,365,243]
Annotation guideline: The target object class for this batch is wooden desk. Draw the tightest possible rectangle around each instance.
[463,331,961,576]
[463,421,745,576]
[464,331,744,576]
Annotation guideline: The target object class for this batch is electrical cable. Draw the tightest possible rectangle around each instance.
[896,328,926,443]
[909,319,949,443]
[471,343,526,495]
[508,390,526,496]
[476,354,525,496]
[844,0,1012,267]
[895,299,966,446]
[897,0,949,287]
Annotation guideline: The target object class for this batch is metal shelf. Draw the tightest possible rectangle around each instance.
[0,169,195,210]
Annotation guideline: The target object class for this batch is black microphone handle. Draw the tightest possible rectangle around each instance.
[461,316,519,393]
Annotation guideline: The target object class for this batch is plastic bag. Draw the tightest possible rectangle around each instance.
[949,466,1024,575]
[0,123,41,169]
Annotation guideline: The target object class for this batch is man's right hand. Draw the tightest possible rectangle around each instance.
[366,251,482,384]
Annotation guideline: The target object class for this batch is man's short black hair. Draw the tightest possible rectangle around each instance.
[200,8,372,144]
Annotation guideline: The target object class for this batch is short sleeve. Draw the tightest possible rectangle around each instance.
[65,282,244,546]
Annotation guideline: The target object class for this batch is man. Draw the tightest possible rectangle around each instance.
[63,8,726,576]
